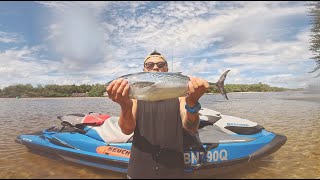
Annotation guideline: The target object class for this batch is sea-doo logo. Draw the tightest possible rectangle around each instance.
[227,122,249,127]
[22,138,32,142]
[184,149,228,164]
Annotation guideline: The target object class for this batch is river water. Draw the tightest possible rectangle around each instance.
[0,91,319,178]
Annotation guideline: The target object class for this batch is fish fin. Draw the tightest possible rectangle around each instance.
[131,82,155,88]
[215,70,230,100]
[216,83,229,100]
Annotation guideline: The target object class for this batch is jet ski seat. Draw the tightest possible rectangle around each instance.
[85,116,133,143]
[57,113,133,143]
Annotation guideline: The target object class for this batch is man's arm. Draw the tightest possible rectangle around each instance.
[179,76,209,134]
[106,78,137,135]
[118,99,137,135]
[179,97,200,134]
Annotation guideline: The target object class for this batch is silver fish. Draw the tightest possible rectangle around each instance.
[106,70,230,101]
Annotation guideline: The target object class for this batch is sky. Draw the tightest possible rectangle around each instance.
[0,1,318,89]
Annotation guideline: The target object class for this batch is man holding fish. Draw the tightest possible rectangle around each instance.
[106,50,227,179]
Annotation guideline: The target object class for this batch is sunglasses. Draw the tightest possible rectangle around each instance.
[144,62,167,69]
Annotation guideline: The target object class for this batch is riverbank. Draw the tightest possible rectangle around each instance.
[2,90,307,99]
[2,92,284,98]
[0,96,106,99]
[0,83,298,98]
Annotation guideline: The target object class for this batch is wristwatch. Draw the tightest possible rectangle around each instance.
[185,102,201,114]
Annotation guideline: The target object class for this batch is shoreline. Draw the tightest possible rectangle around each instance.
[206,90,301,94]
[1,91,310,99]
[0,96,107,99]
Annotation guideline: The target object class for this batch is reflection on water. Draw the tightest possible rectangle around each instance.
[0,92,319,178]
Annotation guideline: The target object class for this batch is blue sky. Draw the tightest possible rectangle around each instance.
[0,1,318,89]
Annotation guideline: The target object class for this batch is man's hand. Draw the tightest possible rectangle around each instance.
[186,76,209,106]
[106,78,132,108]
[106,78,137,135]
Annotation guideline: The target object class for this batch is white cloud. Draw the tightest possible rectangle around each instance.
[0,31,23,43]
[0,1,314,89]
[47,6,107,67]
[218,28,312,76]
[99,1,308,58]
[0,46,60,88]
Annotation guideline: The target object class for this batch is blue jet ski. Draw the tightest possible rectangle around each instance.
[15,108,286,176]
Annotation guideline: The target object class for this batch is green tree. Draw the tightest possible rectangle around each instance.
[208,83,290,94]
[308,1,320,77]
[1,84,34,98]
[87,84,106,97]
[79,84,91,93]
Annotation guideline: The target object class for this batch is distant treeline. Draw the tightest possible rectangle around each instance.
[208,82,295,93]
[0,84,106,98]
[0,83,297,98]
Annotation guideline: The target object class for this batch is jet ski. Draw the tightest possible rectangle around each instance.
[15,108,287,176]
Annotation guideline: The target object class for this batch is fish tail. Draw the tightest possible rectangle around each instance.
[215,70,230,100]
